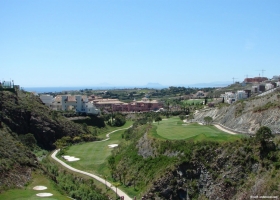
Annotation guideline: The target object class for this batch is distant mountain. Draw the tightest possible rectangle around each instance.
[185,81,232,88]
[144,83,166,89]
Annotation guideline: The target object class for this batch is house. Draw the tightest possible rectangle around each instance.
[265,83,274,91]
[93,97,163,112]
[40,95,100,115]
[40,95,54,108]
[221,92,236,104]
[244,77,268,83]
[221,90,248,104]
[236,90,248,100]
[61,95,99,115]
[252,86,259,93]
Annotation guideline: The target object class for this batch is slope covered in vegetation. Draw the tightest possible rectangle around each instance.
[0,89,95,193]
[107,120,280,199]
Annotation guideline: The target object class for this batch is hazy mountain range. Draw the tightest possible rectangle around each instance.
[24,81,232,93]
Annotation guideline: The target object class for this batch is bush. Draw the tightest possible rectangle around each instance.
[113,114,126,127]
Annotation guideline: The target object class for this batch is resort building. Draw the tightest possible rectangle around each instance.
[221,90,249,104]
[39,95,54,108]
[236,90,248,100]
[244,77,268,83]
[265,83,274,91]
[93,97,163,112]
[40,95,100,115]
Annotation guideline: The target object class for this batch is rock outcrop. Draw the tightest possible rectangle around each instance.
[194,91,280,134]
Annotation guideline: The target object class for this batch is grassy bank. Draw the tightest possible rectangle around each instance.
[151,117,244,142]
[0,171,69,200]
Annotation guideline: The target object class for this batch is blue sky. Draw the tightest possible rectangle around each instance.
[1,0,280,87]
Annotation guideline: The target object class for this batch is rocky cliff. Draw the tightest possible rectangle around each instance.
[0,90,86,191]
[0,90,85,149]
[194,89,280,134]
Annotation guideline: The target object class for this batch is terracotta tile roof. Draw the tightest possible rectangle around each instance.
[67,96,76,102]
[54,96,62,102]
[82,95,87,101]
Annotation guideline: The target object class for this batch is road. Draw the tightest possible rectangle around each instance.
[51,126,133,200]
[213,124,238,135]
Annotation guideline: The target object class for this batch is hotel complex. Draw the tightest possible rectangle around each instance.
[40,95,163,114]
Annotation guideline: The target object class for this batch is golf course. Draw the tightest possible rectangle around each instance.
[59,121,133,176]
[151,117,244,142]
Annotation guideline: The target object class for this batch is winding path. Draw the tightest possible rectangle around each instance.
[51,126,133,200]
[213,124,238,135]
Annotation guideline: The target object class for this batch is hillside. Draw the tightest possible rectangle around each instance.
[0,90,86,149]
[107,123,280,199]
[194,88,280,134]
[0,90,86,191]
[105,90,280,199]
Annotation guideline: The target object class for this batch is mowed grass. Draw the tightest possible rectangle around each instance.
[59,122,138,197]
[0,171,69,200]
[61,124,131,176]
[152,117,244,142]
[182,99,213,105]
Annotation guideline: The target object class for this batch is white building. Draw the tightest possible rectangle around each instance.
[61,95,100,115]
[252,86,259,93]
[40,95,54,108]
[236,90,247,100]
[221,92,236,104]
[40,94,99,115]
[265,83,274,91]
[221,90,248,104]
[272,75,280,81]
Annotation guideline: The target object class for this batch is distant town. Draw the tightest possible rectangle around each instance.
[1,74,280,114]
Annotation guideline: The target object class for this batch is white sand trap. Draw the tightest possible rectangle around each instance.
[33,186,47,190]
[36,193,53,197]
[67,157,80,161]
[162,119,168,120]
[62,155,80,162]
[108,144,118,148]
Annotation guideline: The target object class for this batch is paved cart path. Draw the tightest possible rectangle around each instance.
[51,126,133,200]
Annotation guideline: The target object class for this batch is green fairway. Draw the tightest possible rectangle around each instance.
[60,124,131,176]
[58,121,138,197]
[182,99,204,104]
[151,117,244,142]
[0,171,69,200]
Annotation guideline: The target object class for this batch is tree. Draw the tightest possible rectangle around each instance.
[256,126,273,143]
[203,116,213,125]
[204,97,208,105]
[19,133,37,150]
[114,114,126,127]
[179,114,186,120]
[188,113,194,122]
[155,116,162,125]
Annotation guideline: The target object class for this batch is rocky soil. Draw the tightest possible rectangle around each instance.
[194,90,280,134]
[0,90,85,149]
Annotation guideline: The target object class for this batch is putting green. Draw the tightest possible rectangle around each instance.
[152,117,244,142]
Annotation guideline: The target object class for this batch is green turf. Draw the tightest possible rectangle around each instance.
[61,123,131,176]
[0,171,69,200]
[182,99,205,104]
[152,117,244,142]
[59,122,136,197]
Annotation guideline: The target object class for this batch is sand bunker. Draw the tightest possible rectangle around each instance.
[36,193,53,197]
[62,155,80,162]
[108,144,118,148]
[33,186,47,190]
